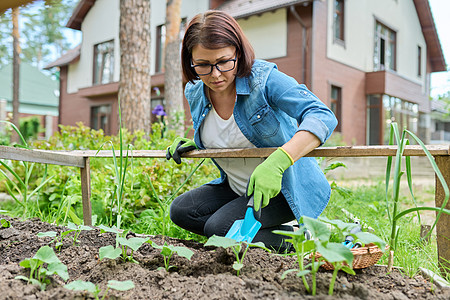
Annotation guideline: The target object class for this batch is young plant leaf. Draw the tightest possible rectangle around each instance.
[301,216,331,242]
[37,231,57,238]
[316,242,354,265]
[99,245,122,260]
[47,262,69,281]
[33,245,61,264]
[65,280,98,294]
[107,280,135,291]
[0,218,11,228]
[204,235,240,248]
[117,237,149,252]
[353,232,387,251]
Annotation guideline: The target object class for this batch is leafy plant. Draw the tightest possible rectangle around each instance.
[275,216,386,296]
[0,121,54,217]
[37,222,93,250]
[65,279,135,300]
[204,235,269,276]
[98,224,149,263]
[148,240,194,271]
[385,122,450,271]
[15,245,69,290]
[1,218,10,228]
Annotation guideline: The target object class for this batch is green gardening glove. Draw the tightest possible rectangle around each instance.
[166,137,197,164]
[247,147,294,211]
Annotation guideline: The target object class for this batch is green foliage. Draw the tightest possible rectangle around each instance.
[15,245,69,290]
[65,279,134,300]
[0,121,54,218]
[0,218,10,227]
[0,0,79,70]
[148,240,194,271]
[385,122,450,270]
[0,122,218,239]
[275,216,386,296]
[19,116,42,142]
[97,224,149,263]
[37,222,94,251]
[204,235,269,276]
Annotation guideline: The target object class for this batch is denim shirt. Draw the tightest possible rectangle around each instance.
[185,60,338,220]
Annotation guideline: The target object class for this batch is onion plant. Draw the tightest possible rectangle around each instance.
[385,122,450,271]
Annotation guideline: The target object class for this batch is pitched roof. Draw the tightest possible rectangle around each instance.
[218,0,312,19]
[45,45,81,69]
[413,0,446,72]
[0,62,58,108]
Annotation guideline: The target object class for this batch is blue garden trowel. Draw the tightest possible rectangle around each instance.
[225,194,262,243]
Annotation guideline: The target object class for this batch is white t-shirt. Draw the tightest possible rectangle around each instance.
[200,106,265,196]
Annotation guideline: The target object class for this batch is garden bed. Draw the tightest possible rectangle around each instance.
[0,215,448,299]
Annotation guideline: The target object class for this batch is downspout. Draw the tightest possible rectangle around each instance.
[289,5,308,85]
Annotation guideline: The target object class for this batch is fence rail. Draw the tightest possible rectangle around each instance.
[0,144,449,273]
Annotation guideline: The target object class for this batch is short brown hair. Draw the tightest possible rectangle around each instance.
[181,10,255,83]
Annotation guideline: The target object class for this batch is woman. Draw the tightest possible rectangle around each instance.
[166,10,337,251]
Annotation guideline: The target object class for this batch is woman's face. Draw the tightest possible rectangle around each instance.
[191,45,237,94]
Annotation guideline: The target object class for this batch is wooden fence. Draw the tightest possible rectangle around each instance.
[0,144,449,272]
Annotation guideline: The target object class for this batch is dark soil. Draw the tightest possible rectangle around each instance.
[0,215,448,299]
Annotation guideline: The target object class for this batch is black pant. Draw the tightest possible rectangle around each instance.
[170,180,296,251]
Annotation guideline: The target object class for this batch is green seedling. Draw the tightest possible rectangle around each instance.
[148,240,194,271]
[385,123,450,271]
[275,216,386,296]
[66,222,94,245]
[15,245,69,290]
[1,218,11,228]
[37,222,93,251]
[98,224,149,263]
[65,279,134,300]
[204,235,269,276]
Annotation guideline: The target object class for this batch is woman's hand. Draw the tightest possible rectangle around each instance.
[247,148,293,211]
[166,137,197,164]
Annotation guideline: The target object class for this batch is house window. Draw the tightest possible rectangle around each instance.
[330,85,342,132]
[367,95,382,145]
[374,22,396,71]
[333,0,345,42]
[155,19,187,73]
[93,40,114,85]
[417,46,422,77]
[91,104,111,135]
[382,96,418,144]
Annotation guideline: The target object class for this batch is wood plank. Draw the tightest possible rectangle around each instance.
[80,157,92,226]
[0,145,85,167]
[56,145,450,158]
[435,155,450,276]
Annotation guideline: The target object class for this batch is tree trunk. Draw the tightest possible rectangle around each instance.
[164,0,184,135]
[119,0,152,133]
[11,7,20,144]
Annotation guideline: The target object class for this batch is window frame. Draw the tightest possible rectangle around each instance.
[374,21,397,71]
[333,0,345,44]
[93,40,115,85]
[330,84,342,132]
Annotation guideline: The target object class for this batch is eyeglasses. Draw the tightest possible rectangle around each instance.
[191,55,237,76]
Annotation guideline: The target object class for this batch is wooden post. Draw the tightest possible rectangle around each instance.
[435,155,450,275]
[80,157,92,226]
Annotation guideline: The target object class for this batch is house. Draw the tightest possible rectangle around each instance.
[47,0,446,144]
[430,99,450,144]
[0,62,59,138]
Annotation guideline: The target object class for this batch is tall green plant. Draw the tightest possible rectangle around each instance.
[385,122,450,271]
[96,101,132,228]
[0,121,54,217]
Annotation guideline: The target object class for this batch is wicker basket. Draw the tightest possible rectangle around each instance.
[313,243,389,270]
